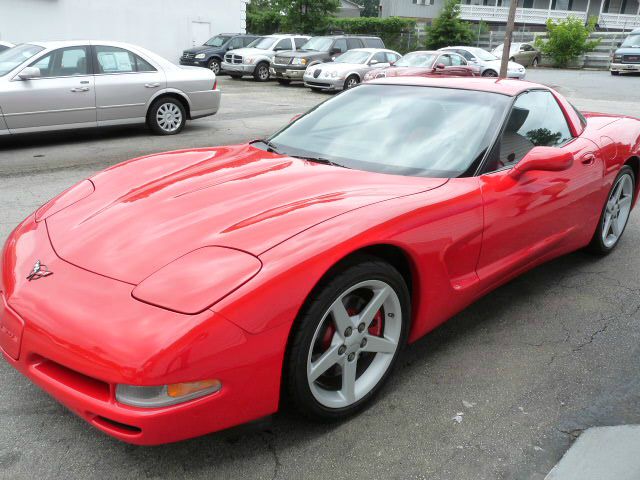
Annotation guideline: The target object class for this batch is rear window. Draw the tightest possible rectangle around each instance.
[363,37,384,48]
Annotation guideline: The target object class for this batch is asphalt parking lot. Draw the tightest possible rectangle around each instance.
[1,69,640,480]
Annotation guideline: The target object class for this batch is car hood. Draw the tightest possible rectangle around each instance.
[226,47,270,57]
[46,145,447,285]
[183,45,223,55]
[281,50,328,60]
[312,62,365,72]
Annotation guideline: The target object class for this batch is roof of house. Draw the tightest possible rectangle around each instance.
[340,0,365,10]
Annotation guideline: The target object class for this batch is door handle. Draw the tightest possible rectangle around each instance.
[70,87,90,93]
[145,83,160,88]
[581,153,596,165]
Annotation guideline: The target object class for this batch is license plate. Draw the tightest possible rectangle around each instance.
[0,296,24,360]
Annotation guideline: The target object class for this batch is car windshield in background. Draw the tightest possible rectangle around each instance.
[469,48,498,61]
[300,37,333,52]
[621,34,640,48]
[205,36,231,47]
[247,37,277,50]
[395,52,436,67]
[335,50,371,64]
[0,44,44,76]
[267,85,509,178]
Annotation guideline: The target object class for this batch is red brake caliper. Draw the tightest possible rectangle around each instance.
[321,307,384,350]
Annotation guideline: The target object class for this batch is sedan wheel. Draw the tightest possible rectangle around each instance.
[148,98,186,135]
[482,69,498,77]
[588,166,635,254]
[207,59,221,75]
[344,75,360,90]
[285,256,409,420]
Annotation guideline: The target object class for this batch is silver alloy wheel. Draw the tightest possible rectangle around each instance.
[209,60,220,74]
[346,77,359,89]
[602,173,634,248]
[257,64,269,81]
[156,103,183,133]
[306,279,402,409]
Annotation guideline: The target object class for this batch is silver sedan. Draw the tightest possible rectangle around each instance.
[0,40,221,136]
[303,48,402,92]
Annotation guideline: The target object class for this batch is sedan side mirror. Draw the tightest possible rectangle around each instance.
[617,42,622,47]
[509,146,574,179]
[330,47,341,55]
[434,63,446,70]
[369,59,379,66]
[18,66,41,80]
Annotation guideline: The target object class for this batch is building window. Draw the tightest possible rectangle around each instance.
[413,0,435,5]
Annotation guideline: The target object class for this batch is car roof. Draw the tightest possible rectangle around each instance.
[405,50,446,55]
[349,48,395,53]
[368,76,547,97]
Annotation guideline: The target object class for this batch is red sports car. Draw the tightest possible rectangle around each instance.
[363,50,479,81]
[1,77,639,445]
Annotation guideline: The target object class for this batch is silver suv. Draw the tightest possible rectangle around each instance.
[222,34,310,82]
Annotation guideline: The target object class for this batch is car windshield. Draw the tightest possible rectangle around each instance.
[267,85,509,178]
[621,33,640,48]
[300,37,334,52]
[247,37,278,50]
[334,50,371,64]
[205,35,232,47]
[395,52,436,67]
[0,44,44,76]
[466,48,498,61]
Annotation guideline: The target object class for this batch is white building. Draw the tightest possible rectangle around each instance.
[0,0,251,61]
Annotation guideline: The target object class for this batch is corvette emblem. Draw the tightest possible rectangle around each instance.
[26,260,53,281]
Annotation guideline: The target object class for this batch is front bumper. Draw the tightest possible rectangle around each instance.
[272,65,306,80]
[610,62,640,72]
[221,62,255,75]
[0,216,285,445]
[303,73,344,91]
[507,71,526,80]
[179,58,207,67]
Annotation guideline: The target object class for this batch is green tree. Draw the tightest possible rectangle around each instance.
[277,0,340,34]
[360,0,380,17]
[534,16,600,67]
[247,0,282,34]
[424,0,475,50]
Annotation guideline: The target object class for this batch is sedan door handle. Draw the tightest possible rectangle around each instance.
[581,153,596,165]
[70,87,90,93]
[145,83,160,88]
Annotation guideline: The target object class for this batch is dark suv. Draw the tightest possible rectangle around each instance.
[271,35,385,85]
[180,33,259,74]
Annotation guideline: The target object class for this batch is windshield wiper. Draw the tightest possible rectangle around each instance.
[290,155,350,169]
[250,139,282,154]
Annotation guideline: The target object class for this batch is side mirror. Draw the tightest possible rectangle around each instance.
[617,42,622,47]
[434,63,446,70]
[330,47,341,55]
[509,146,574,179]
[369,59,379,66]
[18,66,41,80]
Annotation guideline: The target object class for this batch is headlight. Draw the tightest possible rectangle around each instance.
[195,53,206,59]
[323,70,339,78]
[116,380,222,408]
[35,180,95,222]
[292,57,307,66]
[132,246,262,314]
[613,54,622,61]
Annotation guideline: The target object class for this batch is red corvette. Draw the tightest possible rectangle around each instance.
[1,77,639,445]
[363,50,479,81]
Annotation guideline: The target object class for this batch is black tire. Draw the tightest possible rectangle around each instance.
[482,69,498,77]
[344,74,360,90]
[509,57,515,62]
[611,71,620,76]
[207,58,221,75]
[253,62,270,82]
[284,255,410,421]
[532,57,539,67]
[277,79,292,85]
[147,97,187,135]
[587,165,635,255]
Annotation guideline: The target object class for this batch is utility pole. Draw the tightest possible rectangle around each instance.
[500,0,518,78]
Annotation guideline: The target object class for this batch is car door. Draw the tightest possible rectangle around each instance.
[476,90,603,284]
[2,46,96,132]
[92,45,166,125]
[369,51,391,69]
[520,44,536,66]
[443,53,472,76]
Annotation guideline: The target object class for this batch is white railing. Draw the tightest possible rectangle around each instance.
[459,4,587,24]
[599,12,640,29]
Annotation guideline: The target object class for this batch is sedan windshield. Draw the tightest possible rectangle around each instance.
[300,37,334,52]
[205,35,231,47]
[335,50,371,64]
[466,47,498,61]
[0,44,44,76]
[267,85,510,178]
[247,37,277,50]
[621,33,640,48]
[395,52,436,67]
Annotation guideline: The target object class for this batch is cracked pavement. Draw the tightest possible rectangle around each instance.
[1,70,640,479]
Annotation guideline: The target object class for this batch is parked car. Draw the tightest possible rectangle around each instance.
[3,75,639,445]
[491,42,541,67]
[180,33,259,75]
[364,50,479,81]
[303,48,401,91]
[0,41,14,53]
[221,34,310,82]
[0,41,220,136]
[611,27,640,75]
[439,46,526,78]
[271,35,385,85]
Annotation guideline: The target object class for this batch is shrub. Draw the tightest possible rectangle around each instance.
[424,0,475,50]
[534,16,600,67]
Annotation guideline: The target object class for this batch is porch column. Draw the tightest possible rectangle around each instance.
[548,0,553,18]
[585,0,591,19]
